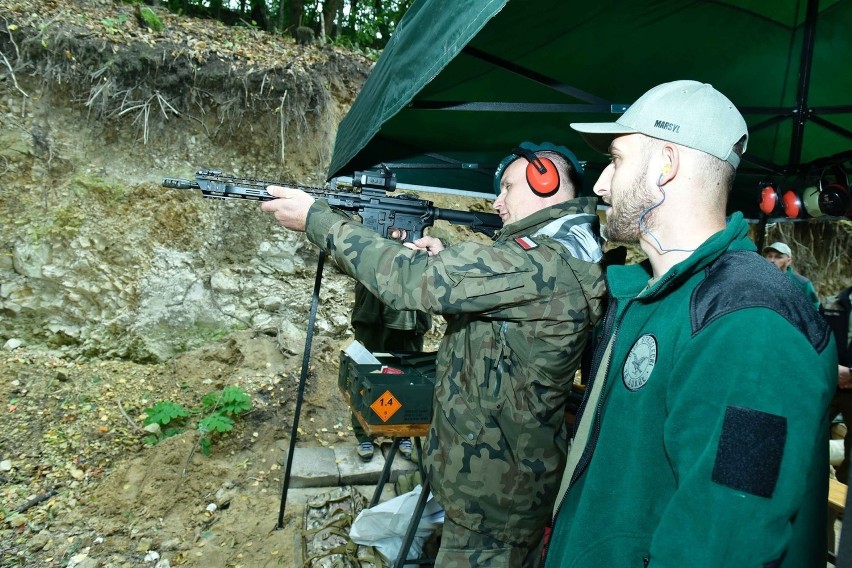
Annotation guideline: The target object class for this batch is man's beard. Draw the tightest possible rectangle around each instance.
[605,164,660,244]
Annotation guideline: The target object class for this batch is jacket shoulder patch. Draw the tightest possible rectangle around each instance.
[712,405,786,498]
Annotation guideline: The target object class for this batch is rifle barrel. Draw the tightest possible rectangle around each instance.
[162,178,201,190]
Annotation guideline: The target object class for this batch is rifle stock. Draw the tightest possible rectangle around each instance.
[162,169,502,242]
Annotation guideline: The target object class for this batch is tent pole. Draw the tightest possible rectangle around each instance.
[789,0,820,168]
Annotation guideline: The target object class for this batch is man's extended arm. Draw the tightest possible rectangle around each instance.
[301,199,540,317]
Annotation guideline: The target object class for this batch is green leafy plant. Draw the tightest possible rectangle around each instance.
[141,387,252,457]
[202,385,252,416]
[101,15,128,34]
[197,386,251,455]
[142,401,191,445]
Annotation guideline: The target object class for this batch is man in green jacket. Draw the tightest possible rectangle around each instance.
[544,81,837,567]
[262,143,605,566]
[762,241,821,310]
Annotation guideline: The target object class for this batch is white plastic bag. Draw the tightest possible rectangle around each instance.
[830,439,845,466]
[349,485,444,562]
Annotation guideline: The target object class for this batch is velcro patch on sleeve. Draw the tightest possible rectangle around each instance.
[711,406,786,498]
[514,236,538,250]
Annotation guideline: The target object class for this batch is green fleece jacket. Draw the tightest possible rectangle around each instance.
[545,213,837,568]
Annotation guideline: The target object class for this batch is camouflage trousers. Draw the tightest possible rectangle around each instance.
[435,517,544,568]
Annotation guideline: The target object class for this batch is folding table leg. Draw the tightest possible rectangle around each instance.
[370,437,400,507]
[393,476,432,568]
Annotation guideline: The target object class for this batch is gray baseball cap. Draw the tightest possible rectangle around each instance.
[763,242,792,257]
[570,80,748,168]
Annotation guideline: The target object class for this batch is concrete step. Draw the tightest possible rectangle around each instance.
[287,440,420,488]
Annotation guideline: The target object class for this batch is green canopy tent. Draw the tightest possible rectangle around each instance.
[327,0,852,219]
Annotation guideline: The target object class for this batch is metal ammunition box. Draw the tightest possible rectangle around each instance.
[339,351,437,425]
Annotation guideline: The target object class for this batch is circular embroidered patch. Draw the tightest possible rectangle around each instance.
[623,334,657,391]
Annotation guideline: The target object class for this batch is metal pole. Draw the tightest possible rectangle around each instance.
[789,0,820,168]
[276,250,326,529]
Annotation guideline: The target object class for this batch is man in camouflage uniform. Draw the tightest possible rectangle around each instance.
[262,142,605,567]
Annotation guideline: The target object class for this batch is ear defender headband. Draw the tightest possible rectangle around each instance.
[493,141,584,197]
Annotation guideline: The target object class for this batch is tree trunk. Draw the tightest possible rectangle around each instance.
[321,0,341,40]
[374,0,390,46]
[277,0,286,31]
[289,0,304,35]
[250,0,269,30]
[210,0,223,20]
[348,0,358,33]
[336,1,344,39]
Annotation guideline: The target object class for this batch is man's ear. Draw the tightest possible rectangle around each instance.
[659,145,679,184]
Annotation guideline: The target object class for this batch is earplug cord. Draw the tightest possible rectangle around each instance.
[638,174,697,254]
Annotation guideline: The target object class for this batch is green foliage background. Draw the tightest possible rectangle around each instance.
[124,0,413,50]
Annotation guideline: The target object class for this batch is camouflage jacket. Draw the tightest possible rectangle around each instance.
[305,197,605,544]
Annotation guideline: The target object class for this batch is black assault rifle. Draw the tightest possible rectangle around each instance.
[162,169,502,241]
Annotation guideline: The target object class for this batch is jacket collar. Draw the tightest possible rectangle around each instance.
[496,196,599,241]
[607,212,755,300]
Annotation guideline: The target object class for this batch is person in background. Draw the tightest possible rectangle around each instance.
[824,285,852,483]
[544,80,837,567]
[349,283,431,462]
[763,241,821,309]
[261,141,605,567]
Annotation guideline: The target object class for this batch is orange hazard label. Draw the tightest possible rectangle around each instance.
[370,390,402,422]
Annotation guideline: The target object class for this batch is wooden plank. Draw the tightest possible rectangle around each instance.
[829,478,847,514]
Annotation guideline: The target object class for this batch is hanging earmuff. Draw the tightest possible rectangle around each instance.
[758,181,805,219]
[780,188,804,219]
[759,181,783,217]
[802,185,823,218]
[817,165,851,217]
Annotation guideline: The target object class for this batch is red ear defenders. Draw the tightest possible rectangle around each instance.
[759,182,803,218]
[759,166,851,219]
[493,142,583,197]
[511,146,560,197]
[758,183,780,216]
[758,182,817,219]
